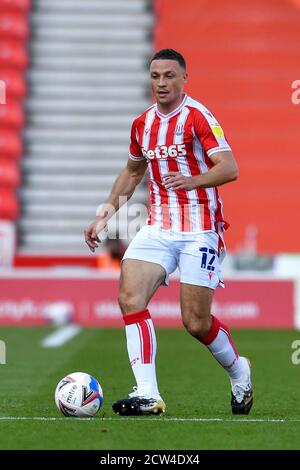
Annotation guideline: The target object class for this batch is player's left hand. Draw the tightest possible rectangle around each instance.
[162,172,196,191]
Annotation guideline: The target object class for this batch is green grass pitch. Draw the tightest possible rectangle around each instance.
[0,326,299,450]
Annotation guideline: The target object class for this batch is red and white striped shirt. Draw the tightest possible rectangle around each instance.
[129,94,231,234]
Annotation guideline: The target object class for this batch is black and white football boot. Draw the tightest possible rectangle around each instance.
[112,387,166,416]
[231,357,254,415]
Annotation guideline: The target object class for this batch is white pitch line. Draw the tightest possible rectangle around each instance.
[0,417,297,423]
[41,324,82,348]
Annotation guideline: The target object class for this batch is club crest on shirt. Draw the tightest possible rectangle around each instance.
[175,124,184,136]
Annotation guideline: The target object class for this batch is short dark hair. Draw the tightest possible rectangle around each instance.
[150,48,186,70]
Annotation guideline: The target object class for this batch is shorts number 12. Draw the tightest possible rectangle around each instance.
[199,247,216,271]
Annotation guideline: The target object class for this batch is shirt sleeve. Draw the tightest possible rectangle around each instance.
[194,109,232,158]
[129,119,146,161]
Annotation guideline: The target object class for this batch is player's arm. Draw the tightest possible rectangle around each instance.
[163,110,238,191]
[102,157,148,211]
[163,150,238,190]
[85,158,147,252]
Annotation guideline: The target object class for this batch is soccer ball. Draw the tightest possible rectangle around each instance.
[55,372,103,417]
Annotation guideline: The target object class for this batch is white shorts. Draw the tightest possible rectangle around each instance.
[122,225,225,290]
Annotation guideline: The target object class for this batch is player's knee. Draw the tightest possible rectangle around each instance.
[183,316,212,340]
[118,290,142,315]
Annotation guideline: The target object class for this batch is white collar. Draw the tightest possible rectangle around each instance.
[155,94,188,119]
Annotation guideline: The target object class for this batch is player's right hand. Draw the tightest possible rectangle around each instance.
[84,216,108,252]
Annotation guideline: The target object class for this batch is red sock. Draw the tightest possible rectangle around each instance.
[200,315,243,380]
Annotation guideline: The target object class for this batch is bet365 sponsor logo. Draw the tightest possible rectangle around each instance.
[142,143,187,160]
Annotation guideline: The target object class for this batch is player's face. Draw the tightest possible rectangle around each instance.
[150,60,187,111]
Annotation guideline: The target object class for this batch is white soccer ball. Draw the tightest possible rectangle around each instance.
[55,372,103,417]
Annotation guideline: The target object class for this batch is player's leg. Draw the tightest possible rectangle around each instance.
[178,232,253,414]
[119,258,165,394]
[113,259,166,416]
[118,258,165,314]
[180,283,253,414]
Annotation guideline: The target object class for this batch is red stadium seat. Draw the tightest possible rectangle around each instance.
[0,100,24,128]
[0,129,22,158]
[155,0,300,253]
[0,0,31,13]
[0,188,19,220]
[0,158,20,187]
[0,12,29,40]
[0,40,28,69]
[0,68,26,99]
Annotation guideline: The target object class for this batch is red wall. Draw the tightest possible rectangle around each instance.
[0,277,294,328]
[154,0,300,253]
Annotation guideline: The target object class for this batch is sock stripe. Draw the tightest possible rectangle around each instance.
[139,320,151,364]
[145,319,153,363]
[136,323,144,363]
[126,310,154,365]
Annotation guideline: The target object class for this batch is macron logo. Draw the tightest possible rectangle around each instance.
[131,357,140,366]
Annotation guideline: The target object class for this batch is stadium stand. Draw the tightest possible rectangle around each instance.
[155,0,300,253]
[0,39,28,68]
[0,0,299,332]
[19,0,152,255]
[0,100,24,127]
[0,129,23,159]
[0,0,30,225]
[0,0,30,13]
[0,188,19,219]
[0,158,20,187]
[0,10,29,40]
[0,69,27,99]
